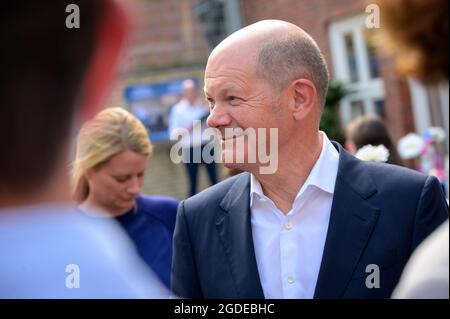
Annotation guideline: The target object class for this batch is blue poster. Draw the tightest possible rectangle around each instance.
[124,79,199,143]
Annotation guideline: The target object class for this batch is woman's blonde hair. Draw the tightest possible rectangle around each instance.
[71,107,152,202]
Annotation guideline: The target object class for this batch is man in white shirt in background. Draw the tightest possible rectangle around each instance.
[169,79,218,197]
[0,0,169,298]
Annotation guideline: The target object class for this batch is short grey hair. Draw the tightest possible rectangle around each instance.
[255,33,329,108]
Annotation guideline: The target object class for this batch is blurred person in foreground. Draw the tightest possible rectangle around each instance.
[169,79,218,197]
[372,0,449,299]
[171,19,448,299]
[0,1,169,298]
[345,114,403,166]
[72,107,178,288]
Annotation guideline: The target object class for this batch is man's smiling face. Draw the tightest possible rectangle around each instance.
[204,47,287,172]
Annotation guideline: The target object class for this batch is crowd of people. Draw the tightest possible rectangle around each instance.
[0,0,448,299]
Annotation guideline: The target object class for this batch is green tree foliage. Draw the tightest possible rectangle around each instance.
[320,80,349,144]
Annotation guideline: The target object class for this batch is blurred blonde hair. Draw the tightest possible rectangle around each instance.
[71,107,152,202]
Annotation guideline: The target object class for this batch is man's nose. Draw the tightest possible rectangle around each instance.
[207,105,232,128]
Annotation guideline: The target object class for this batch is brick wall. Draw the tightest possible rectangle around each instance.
[107,0,211,108]
[124,0,210,72]
[141,143,227,200]
[378,54,416,141]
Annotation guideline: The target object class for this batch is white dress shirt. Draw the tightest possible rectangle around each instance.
[250,132,340,299]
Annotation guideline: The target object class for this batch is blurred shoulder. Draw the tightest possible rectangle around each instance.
[0,204,169,298]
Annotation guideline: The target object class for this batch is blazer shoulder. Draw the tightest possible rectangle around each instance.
[358,161,431,199]
[181,173,249,219]
[366,162,428,185]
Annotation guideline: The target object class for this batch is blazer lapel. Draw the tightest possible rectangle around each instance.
[314,143,381,298]
[216,173,265,299]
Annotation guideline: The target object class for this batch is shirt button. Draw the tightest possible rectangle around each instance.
[284,221,293,230]
[287,275,296,284]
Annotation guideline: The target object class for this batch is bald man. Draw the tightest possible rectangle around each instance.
[171,20,448,299]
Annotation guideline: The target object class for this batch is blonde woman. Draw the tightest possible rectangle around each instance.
[72,107,178,288]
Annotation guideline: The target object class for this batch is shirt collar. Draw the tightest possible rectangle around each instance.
[250,131,340,207]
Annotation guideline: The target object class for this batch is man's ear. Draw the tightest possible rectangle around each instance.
[78,0,130,123]
[290,79,317,121]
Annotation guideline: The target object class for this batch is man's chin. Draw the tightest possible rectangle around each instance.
[222,161,241,169]
[221,151,248,171]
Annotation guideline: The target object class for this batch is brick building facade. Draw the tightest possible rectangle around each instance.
[107,0,448,199]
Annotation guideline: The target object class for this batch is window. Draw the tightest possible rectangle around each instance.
[344,33,359,83]
[374,98,385,117]
[329,15,385,126]
[194,0,226,49]
[194,0,242,50]
[364,29,380,79]
[409,79,449,152]
[350,100,365,118]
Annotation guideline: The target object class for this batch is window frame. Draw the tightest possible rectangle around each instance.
[329,14,385,126]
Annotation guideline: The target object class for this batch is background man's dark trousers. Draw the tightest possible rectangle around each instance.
[184,145,218,197]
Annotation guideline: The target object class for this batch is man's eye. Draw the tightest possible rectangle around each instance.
[228,96,241,105]
[206,98,215,108]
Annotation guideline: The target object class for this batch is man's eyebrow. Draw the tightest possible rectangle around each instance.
[204,85,241,97]
[223,87,240,95]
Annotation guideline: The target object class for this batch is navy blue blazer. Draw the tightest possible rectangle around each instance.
[172,143,448,298]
